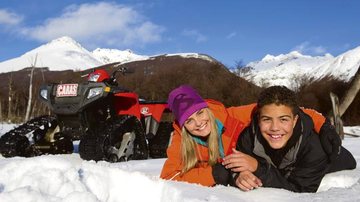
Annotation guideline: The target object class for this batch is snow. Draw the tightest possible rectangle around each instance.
[243,51,332,88]
[306,46,360,82]
[92,48,149,64]
[165,53,216,63]
[0,36,217,73]
[243,47,360,89]
[0,124,359,202]
[0,37,103,72]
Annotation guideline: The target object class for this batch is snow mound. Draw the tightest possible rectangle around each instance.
[0,125,359,202]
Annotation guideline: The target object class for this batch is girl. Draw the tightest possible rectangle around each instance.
[160,85,247,186]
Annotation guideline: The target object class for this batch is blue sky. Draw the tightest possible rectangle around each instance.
[0,0,359,67]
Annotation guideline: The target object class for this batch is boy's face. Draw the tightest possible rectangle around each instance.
[258,103,298,149]
[184,108,211,137]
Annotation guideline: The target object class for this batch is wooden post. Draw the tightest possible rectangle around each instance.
[330,92,344,139]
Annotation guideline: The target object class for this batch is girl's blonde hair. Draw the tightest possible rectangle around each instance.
[180,108,220,174]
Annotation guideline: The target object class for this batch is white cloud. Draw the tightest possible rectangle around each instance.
[182,29,207,43]
[20,2,164,48]
[226,32,237,39]
[293,41,327,55]
[0,9,23,25]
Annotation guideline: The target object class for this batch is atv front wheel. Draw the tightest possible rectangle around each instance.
[107,116,148,161]
[78,131,108,161]
[79,116,148,162]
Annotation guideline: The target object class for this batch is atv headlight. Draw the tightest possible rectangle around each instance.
[40,89,48,100]
[87,87,103,99]
[88,74,100,82]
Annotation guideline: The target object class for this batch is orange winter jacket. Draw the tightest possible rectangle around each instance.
[160,100,326,186]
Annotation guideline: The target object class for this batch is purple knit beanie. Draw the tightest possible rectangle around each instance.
[167,85,208,127]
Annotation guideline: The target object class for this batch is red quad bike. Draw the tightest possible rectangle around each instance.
[0,67,173,162]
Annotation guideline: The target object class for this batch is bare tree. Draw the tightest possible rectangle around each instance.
[232,60,244,76]
[290,73,311,93]
[232,60,254,78]
[338,66,360,116]
[25,67,35,121]
[7,73,14,122]
[0,99,2,121]
[25,54,38,121]
[259,78,270,88]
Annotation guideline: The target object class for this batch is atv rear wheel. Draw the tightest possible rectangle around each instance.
[0,134,30,157]
[148,122,173,158]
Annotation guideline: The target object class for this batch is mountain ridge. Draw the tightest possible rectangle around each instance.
[0,36,217,73]
[242,46,360,88]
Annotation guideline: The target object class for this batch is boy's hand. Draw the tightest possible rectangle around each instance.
[222,148,258,172]
[235,170,263,191]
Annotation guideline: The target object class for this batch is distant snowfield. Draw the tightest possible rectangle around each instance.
[0,124,359,202]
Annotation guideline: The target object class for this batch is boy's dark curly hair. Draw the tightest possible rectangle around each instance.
[257,85,299,115]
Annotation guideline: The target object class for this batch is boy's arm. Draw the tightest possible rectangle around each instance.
[253,156,327,192]
[251,135,328,192]
[302,108,341,162]
[233,126,328,192]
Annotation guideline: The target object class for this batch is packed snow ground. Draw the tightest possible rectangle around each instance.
[0,124,359,202]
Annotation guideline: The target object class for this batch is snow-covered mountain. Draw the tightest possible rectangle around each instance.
[92,48,149,64]
[2,36,359,88]
[242,47,360,88]
[0,36,215,73]
[306,46,360,82]
[0,37,103,72]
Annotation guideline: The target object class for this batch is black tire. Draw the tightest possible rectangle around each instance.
[148,122,173,158]
[108,154,119,163]
[50,136,74,154]
[0,133,30,157]
[108,116,148,161]
[119,156,127,162]
[79,116,148,162]
[0,115,58,158]
[79,131,108,161]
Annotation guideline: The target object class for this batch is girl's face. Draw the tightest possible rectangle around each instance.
[184,108,211,137]
[258,103,298,149]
